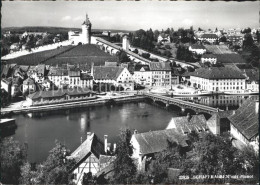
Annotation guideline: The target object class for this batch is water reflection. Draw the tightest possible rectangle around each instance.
[12,102,176,162]
[175,95,258,110]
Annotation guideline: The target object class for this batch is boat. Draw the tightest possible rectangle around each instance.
[167,89,213,97]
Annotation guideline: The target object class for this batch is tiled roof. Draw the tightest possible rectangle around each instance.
[228,98,259,140]
[27,87,92,100]
[48,67,68,76]
[201,34,218,39]
[68,69,81,77]
[23,78,35,85]
[69,133,105,170]
[189,66,246,79]
[149,62,171,71]
[93,66,125,80]
[243,69,259,82]
[133,129,188,155]
[215,54,247,64]
[201,54,217,59]
[134,64,150,71]
[166,115,208,133]
[190,44,206,50]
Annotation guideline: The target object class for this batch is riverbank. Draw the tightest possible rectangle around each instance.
[1,95,145,116]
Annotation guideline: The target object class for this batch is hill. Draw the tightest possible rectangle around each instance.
[4,44,118,68]
[2,26,133,34]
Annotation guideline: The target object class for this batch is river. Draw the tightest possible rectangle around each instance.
[12,102,178,162]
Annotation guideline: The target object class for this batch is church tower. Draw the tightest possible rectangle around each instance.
[82,14,92,44]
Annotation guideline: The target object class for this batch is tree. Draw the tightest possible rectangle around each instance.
[243,33,254,48]
[118,50,130,63]
[28,141,76,184]
[0,137,27,184]
[141,52,150,59]
[112,129,137,184]
[189,133,243,184]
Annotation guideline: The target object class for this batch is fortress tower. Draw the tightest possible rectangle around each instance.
[122,34,130,51]
[82,14,92,44]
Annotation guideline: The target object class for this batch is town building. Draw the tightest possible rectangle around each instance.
[157,34,171,44]
[228,99,259,151]
[22,78,36,93]
[27,64,47,84]
[133,65,152,86]
[242,69,259,92]
[166,114,208,134]
[130,129,189,171]
[201,54,217,64]
[199,34,219,43]
[67,132,114,185]
[206,111,234,135]
[26,88,96,106]
[189,66,246,93]
[189,44,207,55]
[227,35,244,46]
[150,62,171,87]
[93,66,134,91]
[68,14,91,45]
[48,67,69,88]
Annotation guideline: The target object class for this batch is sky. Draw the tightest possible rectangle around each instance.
[1,1,259,31]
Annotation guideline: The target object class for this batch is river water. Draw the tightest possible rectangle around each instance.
[12,102,178,162]
[9,94,258,162]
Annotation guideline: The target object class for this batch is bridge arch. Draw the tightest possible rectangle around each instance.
[154,100,166,107]
[183,108,196,116]
[167,104,182,111]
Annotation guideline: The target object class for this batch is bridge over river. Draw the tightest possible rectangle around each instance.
[143,93,223,115]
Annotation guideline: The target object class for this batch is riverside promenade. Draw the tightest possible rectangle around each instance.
[0,95,145,116]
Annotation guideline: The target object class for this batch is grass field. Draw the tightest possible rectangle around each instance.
[204,45,235,54]
[215,54,247,64]
[58,44,113,57]
[5,46,75,65]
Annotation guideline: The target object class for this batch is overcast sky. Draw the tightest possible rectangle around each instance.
[2,1,259,31]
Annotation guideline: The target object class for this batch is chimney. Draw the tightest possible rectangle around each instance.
[187,113,191,121]
[87,132,91,139]
[256,101,259,114]
[232,110,236,115]
[134,129,138,135]
[104,135,108,154]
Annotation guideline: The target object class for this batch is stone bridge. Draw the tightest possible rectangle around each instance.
[143,93,223,115]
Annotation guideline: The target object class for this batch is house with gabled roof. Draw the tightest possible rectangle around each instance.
[228,99,259,151]
[22,78,36,93]
[166,114,208,134]
[133,64,152,86]
[201,54,217,64]
[242,69,259,92]
[149,62,171,87]
[189,44,206,55]
[189,65,246,93]
[130,129,189,171]
[93,66,134,91]
[67,132,115,185]
[199,33,219,44]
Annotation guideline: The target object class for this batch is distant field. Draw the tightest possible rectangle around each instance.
[4,44,118,67]
[215,54,247,64]
[204,45,235,54]
[5,46,75,65]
